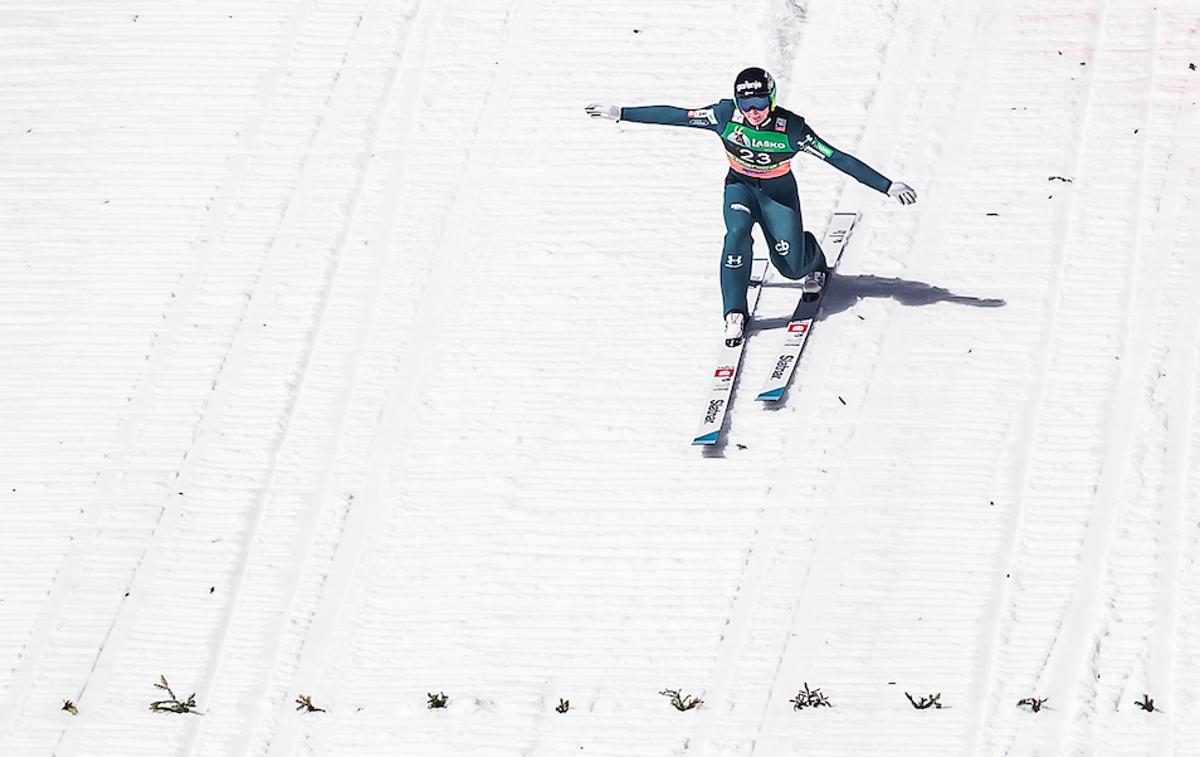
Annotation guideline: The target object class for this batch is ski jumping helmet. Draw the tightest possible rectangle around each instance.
[734,67,776,115]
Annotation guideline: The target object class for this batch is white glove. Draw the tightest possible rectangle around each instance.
[585,103,621,121]
[888,181,918,206]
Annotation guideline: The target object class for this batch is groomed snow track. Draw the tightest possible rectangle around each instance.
[1,0,1198,755]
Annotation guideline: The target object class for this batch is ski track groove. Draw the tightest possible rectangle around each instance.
[1039,3,1161,752]
[262,3,528,755]
[1143,49,1200,756]
[0,1,316,753]
[990,0,1111,750]
[52,2,387,753]
[1081,8,1200,753]
[181,2,427,755]
[976,0,1110,751]
[1034,4,1200,754]
[202,5,439,756]
[990,0,1175,753]
[965,9,1105,744]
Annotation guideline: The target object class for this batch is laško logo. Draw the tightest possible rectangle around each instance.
[751,136,787,150]
[728,126,786,151]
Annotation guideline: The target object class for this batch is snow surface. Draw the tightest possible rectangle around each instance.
[1,0,1199,755]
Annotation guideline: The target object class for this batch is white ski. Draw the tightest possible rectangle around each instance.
[755,211,859,402]
[691,256,770,446]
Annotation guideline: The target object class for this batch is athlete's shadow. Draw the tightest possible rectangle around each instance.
[699,275,1004,457]
[754,274,1005,331]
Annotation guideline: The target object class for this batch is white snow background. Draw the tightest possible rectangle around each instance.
[1,0,1199,755]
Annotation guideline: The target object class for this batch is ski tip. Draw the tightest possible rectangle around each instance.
[692,432,720,446]
[756,388,785,402]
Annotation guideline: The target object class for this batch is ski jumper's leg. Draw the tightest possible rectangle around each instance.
[758,177,826,280]
[720,181,758,315]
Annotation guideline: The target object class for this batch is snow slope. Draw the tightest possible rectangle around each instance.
[1,0,1198,755]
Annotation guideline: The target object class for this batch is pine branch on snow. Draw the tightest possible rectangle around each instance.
[789,683,832,710]
[1017,697,1048,713]
[149,675,198,714]
[660,688,703,711]
[905,692,942,710]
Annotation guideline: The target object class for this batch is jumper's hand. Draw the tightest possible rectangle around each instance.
[888,181,918,206]
[585,103,621,121]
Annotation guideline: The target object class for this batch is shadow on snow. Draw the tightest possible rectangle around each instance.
[752,274,1006,331]
[700,275,1004,457]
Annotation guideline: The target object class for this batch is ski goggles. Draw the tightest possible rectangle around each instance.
[736,95,772,112]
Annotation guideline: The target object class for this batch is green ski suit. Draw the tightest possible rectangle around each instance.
[620,99,893,315]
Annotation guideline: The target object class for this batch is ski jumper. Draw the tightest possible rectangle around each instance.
[620,100,892,316]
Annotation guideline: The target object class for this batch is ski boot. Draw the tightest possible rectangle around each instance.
[724,311,746,347]
[800,269,826,302]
